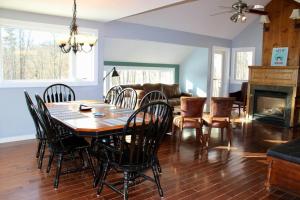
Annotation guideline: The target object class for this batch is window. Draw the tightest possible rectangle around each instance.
[231,47,255,82]
[0,18,98,87]
[103,66,175,94]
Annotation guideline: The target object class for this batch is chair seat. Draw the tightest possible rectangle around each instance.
[267,138,300,164]
[202,115,230,128]
[173,116,202,128]
[50,135,90,153]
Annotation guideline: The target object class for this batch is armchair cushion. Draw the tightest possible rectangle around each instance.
[267,138,300,164]
[173,116,202,129]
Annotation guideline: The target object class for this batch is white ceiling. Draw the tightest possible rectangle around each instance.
[0,0,271,39]
[121,0,271,39]
[104,38,197,64]
[0,0,184,22]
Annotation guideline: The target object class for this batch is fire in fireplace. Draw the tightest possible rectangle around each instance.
[253,90,288,125]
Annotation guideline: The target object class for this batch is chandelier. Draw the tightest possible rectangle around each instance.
[58,0,97,54]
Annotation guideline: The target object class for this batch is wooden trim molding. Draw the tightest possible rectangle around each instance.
[0,134,35,144]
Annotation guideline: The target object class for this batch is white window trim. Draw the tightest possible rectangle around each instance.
[230,47,255,84]
[0,18,99,88]
[103,65,175,94]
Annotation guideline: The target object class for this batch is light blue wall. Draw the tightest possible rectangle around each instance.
[230,18,263,92]
[180,48,209,97]
[0,8,232,141]
[0,9,104,141]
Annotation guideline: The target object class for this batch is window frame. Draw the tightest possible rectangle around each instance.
[0,18,98,88]
[103,65,176,95]
[230,47,255,84]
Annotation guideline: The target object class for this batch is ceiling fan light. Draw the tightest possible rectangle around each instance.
[259,15,270,24]
[241,15,247,22]
[230,13,239,22]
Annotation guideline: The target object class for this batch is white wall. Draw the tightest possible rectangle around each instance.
[0,8,232,141]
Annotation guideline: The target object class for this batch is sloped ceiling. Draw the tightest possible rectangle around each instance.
[121,0,271,39]
[0,0,184,22]
[0,0,271,39]
[104,38,197,64]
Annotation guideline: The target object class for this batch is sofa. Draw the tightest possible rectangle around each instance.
[119,83,192,107]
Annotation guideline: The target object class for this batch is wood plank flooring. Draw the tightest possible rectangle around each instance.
[1,119,300,200]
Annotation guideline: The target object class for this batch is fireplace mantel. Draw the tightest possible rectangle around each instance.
[246,66,300,127]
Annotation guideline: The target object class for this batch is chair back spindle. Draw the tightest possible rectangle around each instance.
[104,85,122,105]
[43,83,75,103]
[115,88,137,110]
[140,90,168,107]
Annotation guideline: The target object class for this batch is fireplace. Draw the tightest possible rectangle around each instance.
[253,90,288,126]
[247,66,300,127]
[248,84,293,127]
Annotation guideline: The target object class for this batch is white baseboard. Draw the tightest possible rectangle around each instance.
[0,134,35,144]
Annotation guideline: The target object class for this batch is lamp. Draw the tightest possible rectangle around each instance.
[230,12,247,23]
[289,9,300,28]
[58,0,97,54]
[259,15,270,31]
[103,67,120,81]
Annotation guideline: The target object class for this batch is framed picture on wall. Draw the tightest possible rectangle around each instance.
[271,47,288,66]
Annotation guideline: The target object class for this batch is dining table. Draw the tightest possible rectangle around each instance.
[46,100,136,138]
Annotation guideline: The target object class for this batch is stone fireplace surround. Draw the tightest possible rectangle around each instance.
[246,66,299,127]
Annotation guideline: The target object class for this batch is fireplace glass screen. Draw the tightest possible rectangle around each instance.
[255,96,286,118]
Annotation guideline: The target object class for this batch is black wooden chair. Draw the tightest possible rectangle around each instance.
[24,91,46,169]
[115,88,137,110]
[43,83,75,103]
[96,101,172,199]
[140,90,168,107]
[104,85,122,105]
[35,94,95,189]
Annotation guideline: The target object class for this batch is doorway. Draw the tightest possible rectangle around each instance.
[211,46,230,97]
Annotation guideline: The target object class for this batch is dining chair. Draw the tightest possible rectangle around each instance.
[172,97,206,150]
[43,83,75,103]
[140,90,168,107]
[115,88,137,110]
[24,91,46,169]
[96,101,172,200]
[203,97,235,148]
[35,94,95,189]
[104,85,122,105]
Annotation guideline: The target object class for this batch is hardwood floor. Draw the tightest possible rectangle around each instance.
[1,119,300,200]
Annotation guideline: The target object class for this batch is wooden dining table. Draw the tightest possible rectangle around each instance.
[47,100,135,137]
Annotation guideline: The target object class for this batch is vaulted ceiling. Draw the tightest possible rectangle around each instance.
[0,0,184,22]
[0,0,271,39]
[121,0,271,39]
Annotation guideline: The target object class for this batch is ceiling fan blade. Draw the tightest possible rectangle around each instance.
[210,10,234,16]
[248,9,268,15]
[111,0,199,21]
[218,6,233,9]
[249,4,265,10]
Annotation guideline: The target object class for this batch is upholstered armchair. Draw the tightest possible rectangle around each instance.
[172,97,206,150]
[203,97,235,148]
[229,82,248,116]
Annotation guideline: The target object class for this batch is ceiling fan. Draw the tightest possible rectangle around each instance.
[212,0,268,23]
